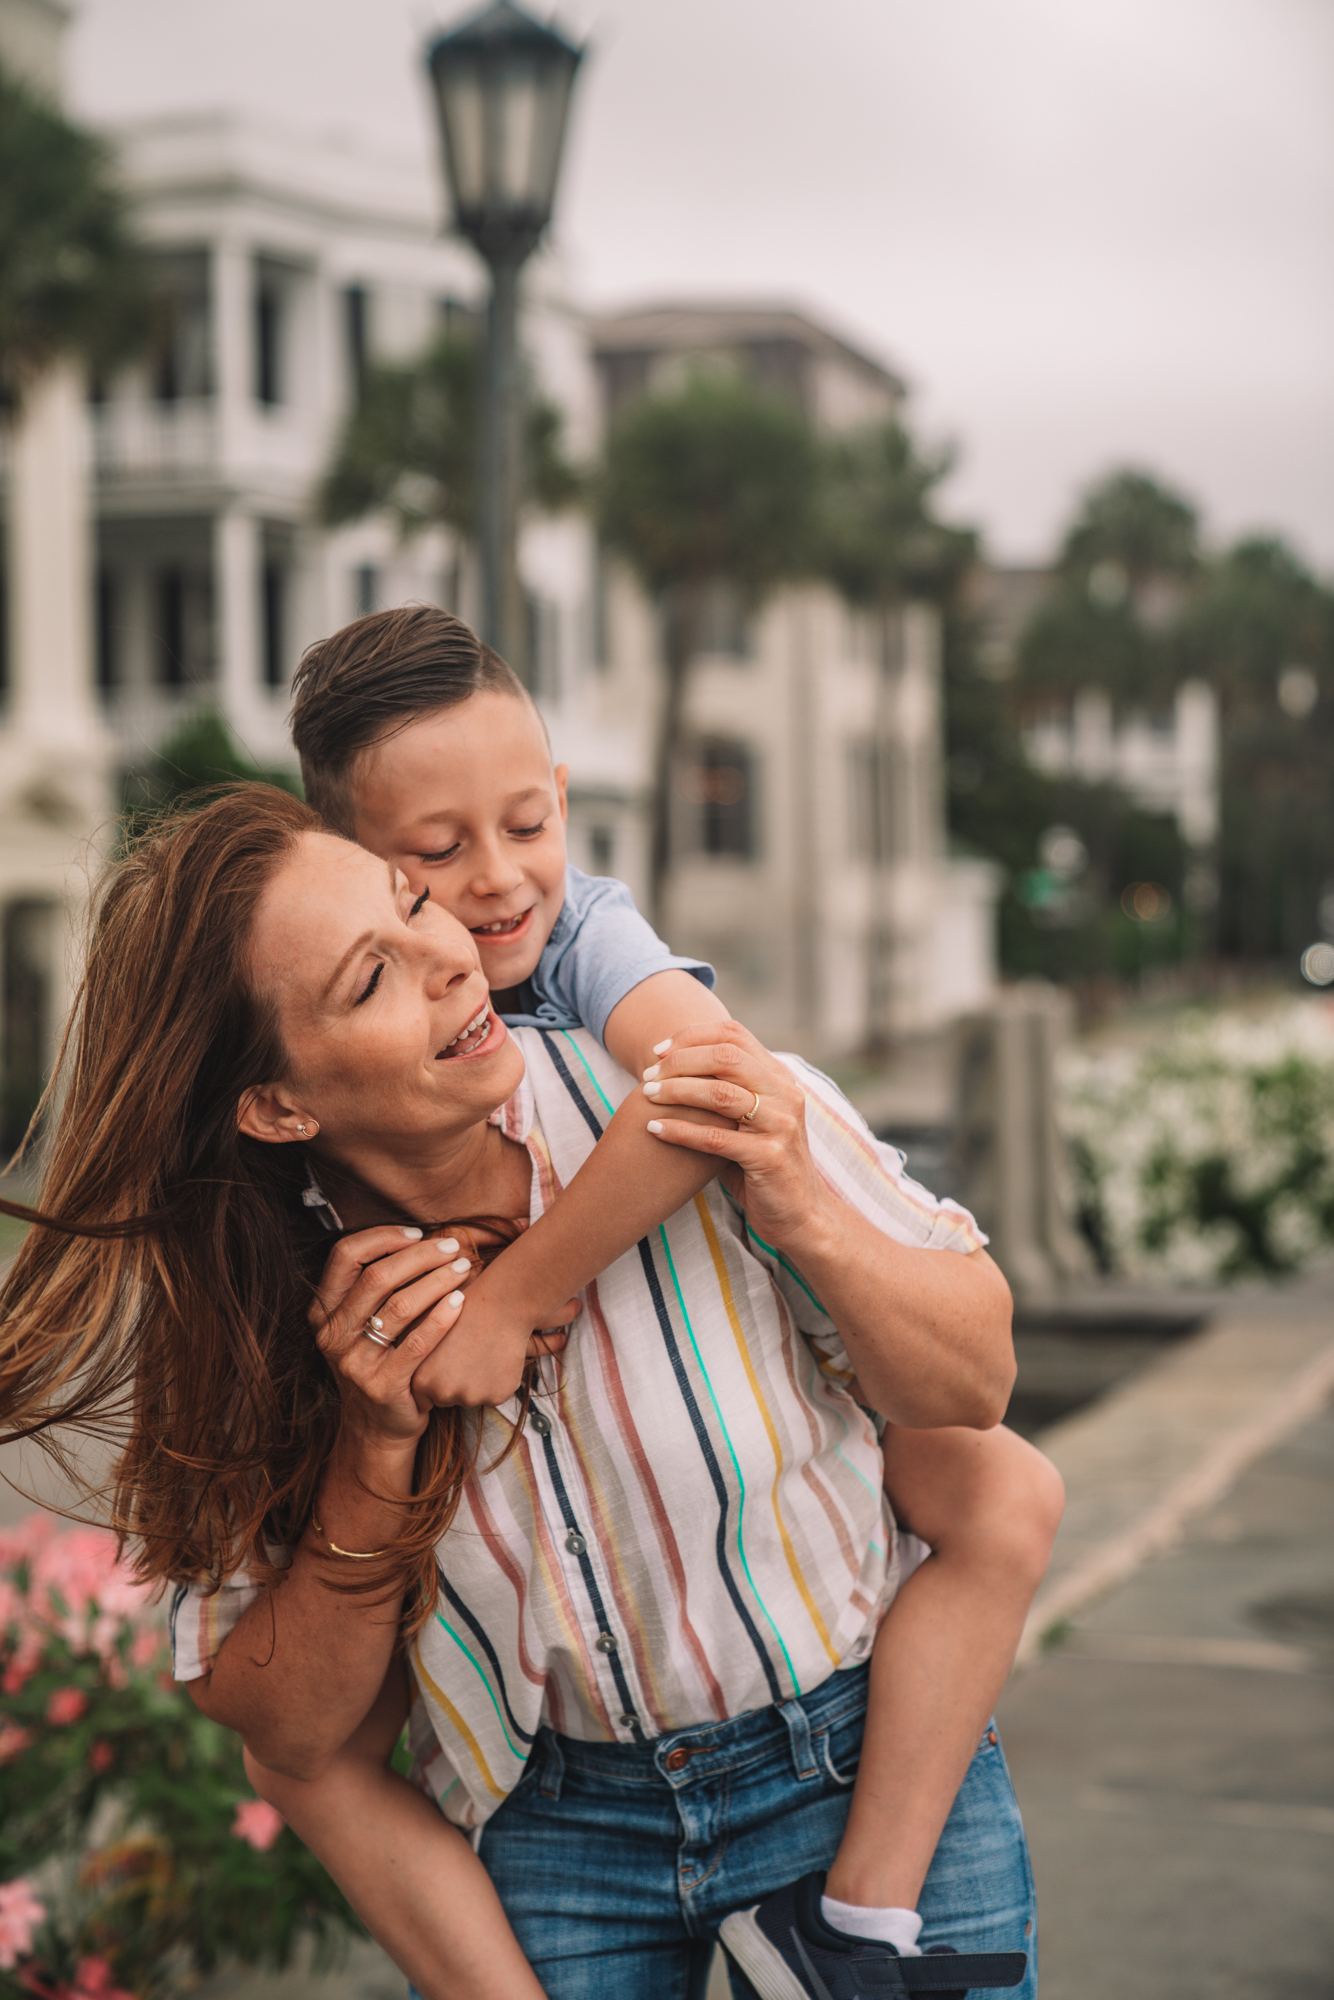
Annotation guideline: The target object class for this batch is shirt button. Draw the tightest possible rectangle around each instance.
[565,1531,587,1555]
[619,1713,638,1728]
[595,1631,618,1654]
[529,1410,551,1437]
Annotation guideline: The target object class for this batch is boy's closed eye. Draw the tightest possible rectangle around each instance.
[414,824,546,866]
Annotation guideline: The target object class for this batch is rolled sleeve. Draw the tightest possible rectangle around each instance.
[740,1055,987,1367]
[168,1568,265,1681]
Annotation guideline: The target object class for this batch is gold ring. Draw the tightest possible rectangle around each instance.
[739,1090,761,1123]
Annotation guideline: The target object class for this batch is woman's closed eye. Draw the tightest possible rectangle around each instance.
[511,820,546,840]
[409,887,430,919]
[353,963,383,1007]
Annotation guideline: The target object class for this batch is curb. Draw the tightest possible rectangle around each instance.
[1015,1333,1334,1667]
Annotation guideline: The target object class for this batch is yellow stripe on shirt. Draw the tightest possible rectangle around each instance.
[411,1642,509,1801]
[693,1194,841,1669]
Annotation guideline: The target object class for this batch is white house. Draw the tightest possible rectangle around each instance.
[0,63,999,1130]
[589,305,999,1054]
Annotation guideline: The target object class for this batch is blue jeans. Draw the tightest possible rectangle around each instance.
[464,1663,1037,2000]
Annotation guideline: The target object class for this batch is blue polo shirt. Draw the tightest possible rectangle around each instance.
[493,867,715,1043]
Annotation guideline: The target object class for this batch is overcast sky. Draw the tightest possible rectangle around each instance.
[68,0,1334,571]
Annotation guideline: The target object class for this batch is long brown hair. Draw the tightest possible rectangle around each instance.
[0,785,502,1635]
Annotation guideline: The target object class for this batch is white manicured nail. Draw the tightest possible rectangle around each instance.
[642,1063,660,1081]
[446,1290,465,1308]
[435,1237,459,1254]
[450,1258,471,1273]
[643,1080,662,1097]
[400,1227,423,1240]
[653,1038,672,1055]
[647,1119,664,1134]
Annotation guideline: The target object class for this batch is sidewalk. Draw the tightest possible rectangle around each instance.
[998,1270,1334,1999]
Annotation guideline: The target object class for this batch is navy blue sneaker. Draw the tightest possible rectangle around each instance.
[719,1873,1027,1999]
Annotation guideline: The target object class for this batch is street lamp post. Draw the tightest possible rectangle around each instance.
[426,1,583,675]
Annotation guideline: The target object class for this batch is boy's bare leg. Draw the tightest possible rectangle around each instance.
[245,1663,547,2000]
[823,1424,1064,1926]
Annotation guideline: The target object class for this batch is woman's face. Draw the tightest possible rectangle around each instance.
[249,831,525,1152]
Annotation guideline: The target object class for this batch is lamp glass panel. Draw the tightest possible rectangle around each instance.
[496,60,541,208]
[440,67,486,209]
[527,67,571,214]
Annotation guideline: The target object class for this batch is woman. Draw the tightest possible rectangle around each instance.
[1,789,1034,1999]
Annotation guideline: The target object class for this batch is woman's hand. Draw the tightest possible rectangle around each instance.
[310,1227,475,1447]
[310,1227,576,1426]
[641,1023,833,1257]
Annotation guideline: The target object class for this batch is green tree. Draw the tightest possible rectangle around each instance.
[1177,537,1334,958]
[598,370,820,918]
[0,62,151,405]
[1058,468,1200,592]
[318,327,579,545]
[819,421,975,616]
[1017,468,1202,711]
[120,711,301,846]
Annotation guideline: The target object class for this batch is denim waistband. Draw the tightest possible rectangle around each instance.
[532,1662,871,1798]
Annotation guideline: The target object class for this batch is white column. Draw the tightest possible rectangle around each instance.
[215,507,262,746]
[7,360,104,754]
[211,237,252,467]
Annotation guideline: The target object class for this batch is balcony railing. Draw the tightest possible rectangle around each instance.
[91,400,219,479]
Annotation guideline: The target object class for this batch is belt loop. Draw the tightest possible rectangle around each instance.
[537,1729,565,1800]
[777,1696,818,1782]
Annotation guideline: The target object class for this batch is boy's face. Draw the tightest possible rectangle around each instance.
[349,690,569,993]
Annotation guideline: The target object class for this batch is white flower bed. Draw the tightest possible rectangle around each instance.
[1060,999,1334,1282]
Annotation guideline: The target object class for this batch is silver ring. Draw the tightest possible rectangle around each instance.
[739,1089,761,1124]
[362,1316,393,1348]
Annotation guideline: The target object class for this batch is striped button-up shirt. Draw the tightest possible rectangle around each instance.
[171,1028,985,1829]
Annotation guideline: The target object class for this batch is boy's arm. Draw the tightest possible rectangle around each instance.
[443,974,733,1344]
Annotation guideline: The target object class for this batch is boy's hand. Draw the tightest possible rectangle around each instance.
[409,1276,579,1410]
[312,1224,575,1417]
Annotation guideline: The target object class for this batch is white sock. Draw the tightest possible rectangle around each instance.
[820,1895,922,1956]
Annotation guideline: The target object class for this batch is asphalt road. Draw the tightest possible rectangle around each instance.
[998,1397,1334,2000]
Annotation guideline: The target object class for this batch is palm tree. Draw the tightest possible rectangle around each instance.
[1017,469,1202,711]
[597,370,819,920]
[816,420,977,1038]
[0,62,151,406]
[819,420,975,627]
[317,325,579,673]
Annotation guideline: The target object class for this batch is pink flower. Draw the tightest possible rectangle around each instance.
[130,1629,162,1670]
[45,1687,89,1727]
[231,1798,284,1851]
[0,1515,56,1572]
[69,1957,135,2000]
[2,1645,41,1697]
[0,1723,32,1766]
[0,1878,46,1971]
[88,1740,115,1775]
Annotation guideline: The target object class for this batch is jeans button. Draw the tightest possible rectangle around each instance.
[595,1631,618,1654]
[664,1746,691,1772]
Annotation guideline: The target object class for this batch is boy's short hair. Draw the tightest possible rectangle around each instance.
[290,606,530,834]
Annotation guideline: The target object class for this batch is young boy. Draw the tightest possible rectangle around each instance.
[259,605,1061,1997]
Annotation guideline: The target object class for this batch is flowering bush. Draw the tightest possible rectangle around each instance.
[1061,998,1334,1282]
[1,1516,362,1998]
